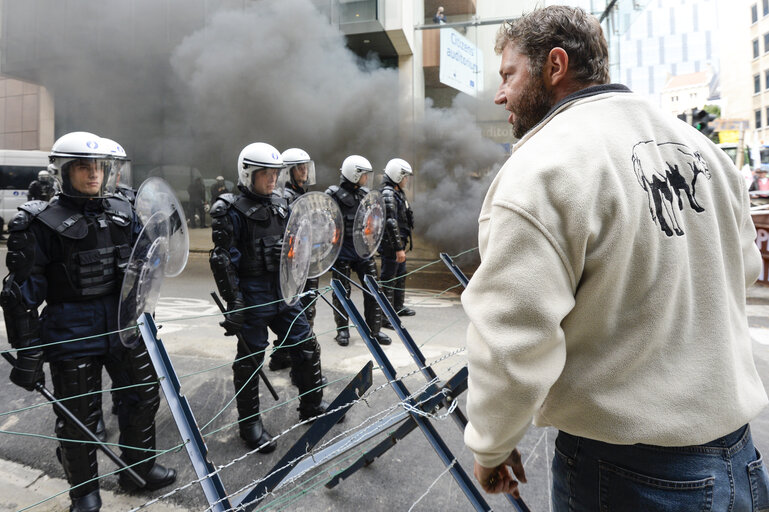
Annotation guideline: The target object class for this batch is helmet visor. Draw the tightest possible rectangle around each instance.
[104,159,132,194]
[56,156,116,198]
[279,161,316,191]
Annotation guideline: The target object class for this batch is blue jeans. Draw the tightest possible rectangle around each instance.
[552,425,769,511]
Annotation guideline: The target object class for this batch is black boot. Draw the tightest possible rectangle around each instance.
[373,331,392,345]
[119,463,177,492]
[70,490,101,512]
[239,419,277,453]
[268,348,291,371]
[335,328,350,346]
[233,353,276,453]
[291,340,329,422]
[397,307,416,317]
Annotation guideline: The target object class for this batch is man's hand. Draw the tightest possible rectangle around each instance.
[474,448,527,497]
[395,250,406,263]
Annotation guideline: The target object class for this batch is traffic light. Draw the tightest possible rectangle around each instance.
[691,109,716,136]
[677,112,687,122]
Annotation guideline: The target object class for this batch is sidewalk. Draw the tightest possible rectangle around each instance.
[0,459,190,512]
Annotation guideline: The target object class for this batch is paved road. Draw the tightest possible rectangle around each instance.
[0,240,767,511]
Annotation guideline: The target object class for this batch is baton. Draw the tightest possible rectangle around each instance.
[1,352,147,489]
[210,292,280,401]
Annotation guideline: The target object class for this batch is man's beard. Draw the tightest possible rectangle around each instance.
[511,72,556,139]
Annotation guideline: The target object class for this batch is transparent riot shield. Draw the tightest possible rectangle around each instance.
[134,177,189,277]
[299,192,343,278]
[118,212,170,348]
[353,190,385,259]
[279,207,313,306]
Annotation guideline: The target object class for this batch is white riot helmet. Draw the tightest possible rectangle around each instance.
[340,155,373,185]
[100,137,132,193]
[280,147,316,189]
[38,169,52,182]
[49,131,115,198]
[384,158,413,184]
[237,142,284,194]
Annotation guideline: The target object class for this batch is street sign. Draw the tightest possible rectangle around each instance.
[439,28,483,97]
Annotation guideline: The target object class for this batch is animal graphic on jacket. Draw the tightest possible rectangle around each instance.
[631,140,711,237]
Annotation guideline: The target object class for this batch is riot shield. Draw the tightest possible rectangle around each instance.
[279,206,313,306]
[352,190,385,259]
[118,212,170,348]
[134,177,189,277]
[301,192,343,278]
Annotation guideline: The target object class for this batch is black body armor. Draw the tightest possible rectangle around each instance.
[326,182,369,237]
[30,197,134,304]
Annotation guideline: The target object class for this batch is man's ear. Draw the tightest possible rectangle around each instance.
[544,47,569,87]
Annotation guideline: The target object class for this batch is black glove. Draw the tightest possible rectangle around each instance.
[220,297,245,336]
[10,348,44,391]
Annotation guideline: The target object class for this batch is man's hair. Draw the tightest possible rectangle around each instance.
[494,6,610,85]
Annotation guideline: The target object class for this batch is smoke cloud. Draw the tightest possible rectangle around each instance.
[3,0,508,255]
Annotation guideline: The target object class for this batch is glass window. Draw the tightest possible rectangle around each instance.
[764,0,768,16]
[0,166,39,189]
[339,0,377,24]
[757,109,763,129]
[755,39,761,58]
[756,74,761,93]
[754,4,759,23]
[765,69,769,89]
[765,33,769,52]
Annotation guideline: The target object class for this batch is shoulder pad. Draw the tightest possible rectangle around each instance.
[210,196,235,218]
[381,186,395,197]
[8,208,37,232]
[360,186,371,194]
[325,185,339,196]
[270,194,288,210]
[36,202,88,239]
[283,187,299,203]
[218,192,237,204]
[103,195,133,217]
[18,200,49,218]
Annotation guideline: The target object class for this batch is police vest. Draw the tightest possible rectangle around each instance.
[327,184,369,239]
[232,194,288,277]
[33,196,134,303]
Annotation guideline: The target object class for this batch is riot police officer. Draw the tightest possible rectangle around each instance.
[379,158,416,325]
[1,132,176,512]
[209,142,328,453]
[326,155,391,347]
[27,169,58,201]
[268,148,319,372]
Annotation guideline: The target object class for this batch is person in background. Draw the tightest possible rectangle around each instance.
[433,6,446,24]
[188,176,207,228]
[210,175,229,202]
[462,6,769,510]
[27,169,57,202]
[379,158,416,325]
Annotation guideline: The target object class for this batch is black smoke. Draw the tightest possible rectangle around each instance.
[2,0,508,254]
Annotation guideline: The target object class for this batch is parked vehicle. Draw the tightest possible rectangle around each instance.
[0,150,49,234]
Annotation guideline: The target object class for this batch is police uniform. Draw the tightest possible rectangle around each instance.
[209,186,326,450]
[326,181,390,346]
[379,176,415,318]
[27,178,56,201]
[1,193,175,509]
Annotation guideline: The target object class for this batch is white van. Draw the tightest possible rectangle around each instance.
[0,150,49,232]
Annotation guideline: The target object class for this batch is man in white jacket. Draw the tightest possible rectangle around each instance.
[463,6,769,510]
